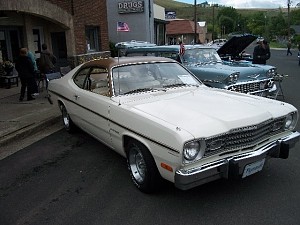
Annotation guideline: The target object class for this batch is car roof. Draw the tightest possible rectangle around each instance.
[81,56,176,68]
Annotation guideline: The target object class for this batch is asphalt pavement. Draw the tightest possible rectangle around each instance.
[0,81,61,155]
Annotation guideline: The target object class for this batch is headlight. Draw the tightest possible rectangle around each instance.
[183,140,206,164]
[284,112,297,130]
[267,68,277,77]
[183,141,200,161]
[227,72,239,84]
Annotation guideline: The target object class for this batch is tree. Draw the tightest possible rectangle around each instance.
[269,11,287,37]
[217,7,240,35]
[246,12,266,37]
[290,8,300,25]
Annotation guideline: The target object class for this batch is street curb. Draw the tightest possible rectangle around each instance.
[0,115,61,147]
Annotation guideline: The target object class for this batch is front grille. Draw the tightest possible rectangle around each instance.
[228,80,272,94]
[203,118,285,158]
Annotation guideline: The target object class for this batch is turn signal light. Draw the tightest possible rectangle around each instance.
[161,163,173,172]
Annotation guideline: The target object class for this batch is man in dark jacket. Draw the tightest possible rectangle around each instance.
[15,48,36,101]
[252,40,270,65]
[39,43,57,74]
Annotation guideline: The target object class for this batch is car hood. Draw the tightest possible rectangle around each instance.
[120,87,294,138]
[217,34,257,57]
[188,62,268,81]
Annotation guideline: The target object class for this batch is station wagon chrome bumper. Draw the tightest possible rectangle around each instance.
[175,131,300,190]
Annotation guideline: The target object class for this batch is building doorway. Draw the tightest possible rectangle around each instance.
[0,27,22,62]
[51,32,67,67]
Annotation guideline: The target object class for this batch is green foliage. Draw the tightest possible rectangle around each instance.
[217,7,241,34]
[293,35,300,44]
[246,12,266,36]
[217,7,239,21]
[290,8,300,25]
[154,0,297,40]
[109,41,118,57]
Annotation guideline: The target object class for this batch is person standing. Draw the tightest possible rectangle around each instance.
[252,40,270,65]
[297,42,300,66]
[287,40,292,56]
[39,43,57,74]
[27,50,39,95]
[15,48,36,101]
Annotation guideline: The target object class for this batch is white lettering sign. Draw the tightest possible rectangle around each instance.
[118,1,144,14]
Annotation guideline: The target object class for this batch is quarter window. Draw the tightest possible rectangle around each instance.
[73,68,90,89]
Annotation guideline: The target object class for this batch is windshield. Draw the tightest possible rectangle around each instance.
[182,48,222,64]
[112,62,201,95]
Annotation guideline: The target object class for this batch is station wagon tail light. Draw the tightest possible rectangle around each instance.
[284,112,297,130]
[183,141,205,164]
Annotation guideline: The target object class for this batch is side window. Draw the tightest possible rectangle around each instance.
[160,52,178,60]
[73,68,90,89]
[90,67,110,96]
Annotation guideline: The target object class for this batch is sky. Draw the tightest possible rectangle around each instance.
[175,0,291,9]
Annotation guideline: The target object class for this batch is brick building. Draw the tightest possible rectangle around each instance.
[0,0,110,68]
[166,19,207,45]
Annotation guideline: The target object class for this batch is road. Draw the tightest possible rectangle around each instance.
[1,48,300,225]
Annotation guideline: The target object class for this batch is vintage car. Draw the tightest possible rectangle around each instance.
[123,44,277,97]
[48,57,300,193]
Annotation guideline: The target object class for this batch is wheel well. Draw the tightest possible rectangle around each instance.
[123,135,149,155]
[123,135,136,153]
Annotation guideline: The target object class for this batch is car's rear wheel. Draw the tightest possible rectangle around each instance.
[60,104,76,133]
[126,140,161,193]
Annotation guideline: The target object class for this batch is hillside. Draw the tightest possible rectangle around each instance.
[153,0,287,22]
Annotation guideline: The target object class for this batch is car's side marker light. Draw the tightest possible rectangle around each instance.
[161,163,173,172]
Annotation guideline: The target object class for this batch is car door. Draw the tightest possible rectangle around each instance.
[72,66,112,147]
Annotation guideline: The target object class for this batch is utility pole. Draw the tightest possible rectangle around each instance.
[194,0,197,44]
[212,4,215,41]
[287,0,291,40]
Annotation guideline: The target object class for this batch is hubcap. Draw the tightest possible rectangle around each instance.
[129,146,146,183]
[61,106,70,129]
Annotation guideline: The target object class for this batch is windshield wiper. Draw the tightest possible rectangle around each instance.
[123,88,154,95]
[162,83,188,88]
[123,87,167,95]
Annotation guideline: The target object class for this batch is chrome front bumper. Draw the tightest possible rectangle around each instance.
[175,131,300,190]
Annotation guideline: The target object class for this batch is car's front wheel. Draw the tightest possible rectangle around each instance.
[60,104,76,133]
[126,140,161,193]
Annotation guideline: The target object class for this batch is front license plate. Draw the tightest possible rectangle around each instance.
[242,158,265,178]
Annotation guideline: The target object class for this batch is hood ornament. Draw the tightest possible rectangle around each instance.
[248,74,260,79]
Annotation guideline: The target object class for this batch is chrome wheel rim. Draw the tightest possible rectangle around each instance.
[128,145,146,183]
[61,106,70,129]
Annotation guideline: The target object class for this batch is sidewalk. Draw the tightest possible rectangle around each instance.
[0,83,61,148]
